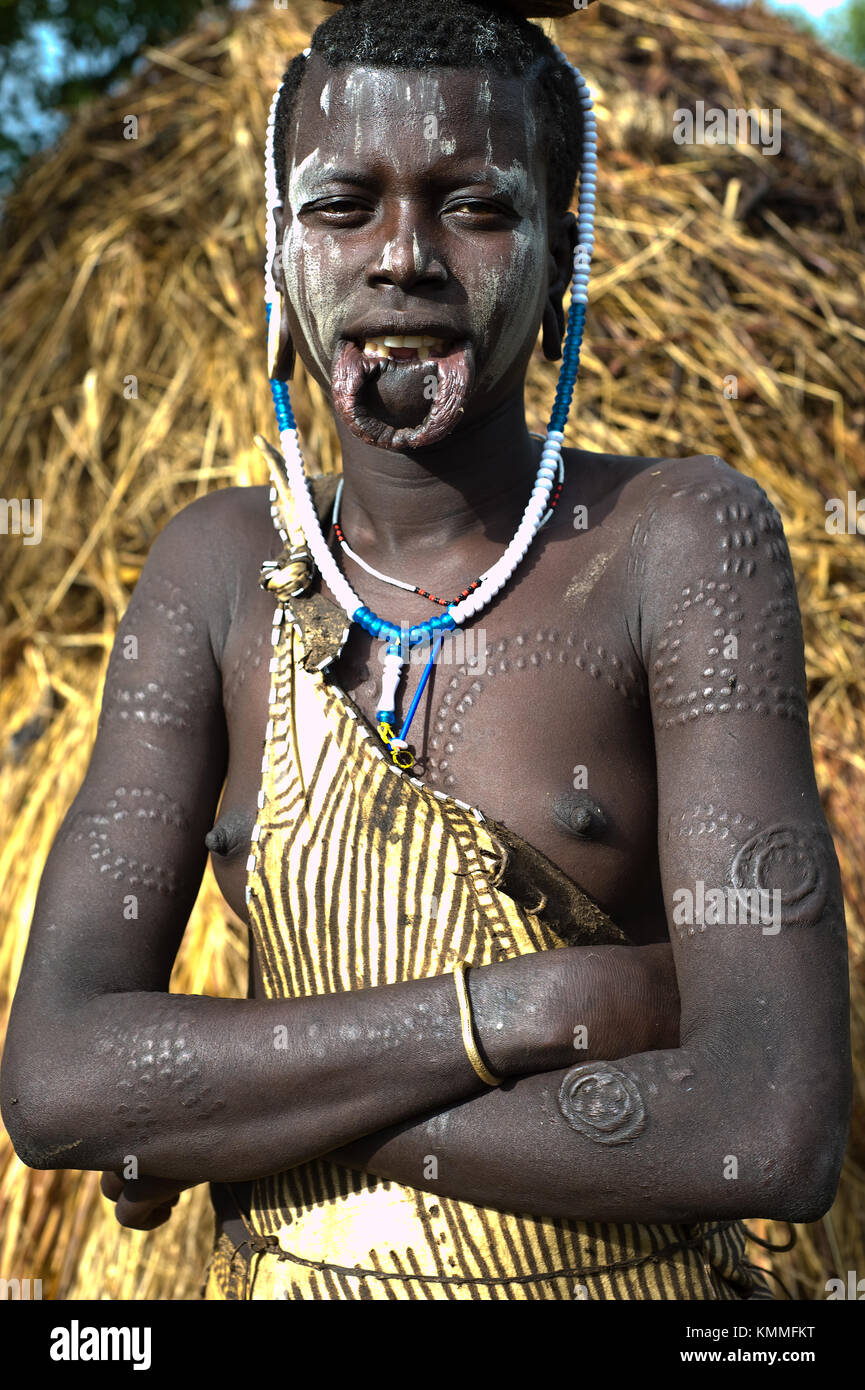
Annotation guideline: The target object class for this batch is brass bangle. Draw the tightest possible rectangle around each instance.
[453,960,502,1087]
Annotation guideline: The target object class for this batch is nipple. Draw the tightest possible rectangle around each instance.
[205,807,255,858]
[552,791,608,841]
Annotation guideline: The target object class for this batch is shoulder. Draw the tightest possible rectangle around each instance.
[153,483,278,578]
[141,485,276,664]
[620,456,806,718]
[562,447,779,536]
[586,452,796,680]
[156,484,274,548]
[561,447,785,575]
[626,451,782,529]
[620,453,786,582]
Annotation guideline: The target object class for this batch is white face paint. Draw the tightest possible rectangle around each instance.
[281,143,341,377]
[281,219,343,380]
[287,147,322,216]
[279,65,550,395]
[467,87,546,393]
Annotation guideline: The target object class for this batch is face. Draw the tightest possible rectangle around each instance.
[273,56,574,451]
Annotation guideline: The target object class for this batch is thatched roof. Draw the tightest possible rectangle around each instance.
[1,0,863,1298]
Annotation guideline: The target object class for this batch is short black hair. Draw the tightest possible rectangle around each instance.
[271,0,583,222]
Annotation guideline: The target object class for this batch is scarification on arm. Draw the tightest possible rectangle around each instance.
[636,476,809,729]
[140,574,210,676]
[667,805,840,939]
[98,573,213,734]
[93,1005,228,1150]
[557,1061,647,1145]
[56,788,190,896]
[99,683,194,732]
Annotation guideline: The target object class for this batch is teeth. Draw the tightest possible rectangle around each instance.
[361,334,447,359]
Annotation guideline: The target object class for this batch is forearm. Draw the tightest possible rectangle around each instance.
[3,943,676,1185]
[3,970,522,1183]
[330,1038,845,1226]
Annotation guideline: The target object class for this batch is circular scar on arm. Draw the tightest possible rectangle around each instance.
[558,1063,647,1145]
[731,823,829,927]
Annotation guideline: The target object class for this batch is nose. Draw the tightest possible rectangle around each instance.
[366,204,447,291]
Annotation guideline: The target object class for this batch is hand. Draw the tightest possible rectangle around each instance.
[100,1171,194,1230]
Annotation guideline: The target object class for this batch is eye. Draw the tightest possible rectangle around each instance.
[306,199,369,221]
[445,199,517,222]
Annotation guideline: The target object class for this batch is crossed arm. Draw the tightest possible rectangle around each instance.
[1,460,851,1228]
[325,459,853,1222]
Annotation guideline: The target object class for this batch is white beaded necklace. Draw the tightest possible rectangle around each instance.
[329,436,561,605]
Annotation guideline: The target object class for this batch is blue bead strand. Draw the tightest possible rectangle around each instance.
[352,605,456,648]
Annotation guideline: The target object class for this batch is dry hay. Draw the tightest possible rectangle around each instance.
[1,0,863,1301]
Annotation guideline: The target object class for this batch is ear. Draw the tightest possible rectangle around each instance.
[541,209,578,362]
[269,204,296,381]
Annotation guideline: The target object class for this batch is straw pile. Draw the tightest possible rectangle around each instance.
[1,0,863,1301]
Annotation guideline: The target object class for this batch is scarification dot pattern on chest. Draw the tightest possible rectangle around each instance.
[424,628,644,787]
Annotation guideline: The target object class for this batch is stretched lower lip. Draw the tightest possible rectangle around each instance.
[331,337,475,449]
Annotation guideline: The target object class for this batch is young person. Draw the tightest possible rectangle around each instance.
[2,0,850,1300]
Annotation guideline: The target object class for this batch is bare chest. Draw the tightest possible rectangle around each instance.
[211,497,667,947]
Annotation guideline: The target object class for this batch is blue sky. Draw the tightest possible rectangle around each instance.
[782,0,844,13]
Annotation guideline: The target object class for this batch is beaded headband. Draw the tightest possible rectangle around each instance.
[262,27,597,768]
